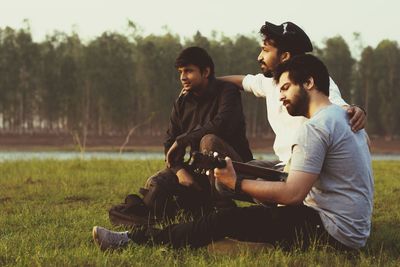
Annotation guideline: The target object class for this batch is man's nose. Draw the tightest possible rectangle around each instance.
[279,92,285,102]
[257,51,263,62]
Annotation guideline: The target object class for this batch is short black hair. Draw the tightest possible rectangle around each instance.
[175,46,215,79]
[273,54,330,96]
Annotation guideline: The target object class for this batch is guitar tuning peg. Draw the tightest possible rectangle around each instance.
[206,170,210,176]
[213,152,219,158]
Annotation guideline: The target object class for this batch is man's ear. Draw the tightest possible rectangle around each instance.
[303,77,315,90]
[280,52,291,62]
[203,67,211,79]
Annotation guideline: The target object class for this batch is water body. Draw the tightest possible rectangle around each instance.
[0,151,399,162]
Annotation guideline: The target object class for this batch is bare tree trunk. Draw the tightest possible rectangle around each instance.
[82,80,91,150]
[119,112,155,153]
[364,80,369,117]
[18,93,24,134]
[97,101,103,136]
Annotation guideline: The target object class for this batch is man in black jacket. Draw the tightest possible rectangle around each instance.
[112,47,253,225]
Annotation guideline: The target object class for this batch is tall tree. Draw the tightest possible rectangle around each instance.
[135,33,182,135]
[38,33,66,131]
[56,34,85,136]
[373,40,400,138]
[85,32,137,135]
[185,31,211,51]
[353,46,380,133]
[0,25,40,133]
[316,36,355,102]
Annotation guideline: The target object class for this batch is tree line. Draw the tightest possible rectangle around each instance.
[0,23,399,142]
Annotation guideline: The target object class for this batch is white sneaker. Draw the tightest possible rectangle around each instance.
[92,226,130,251]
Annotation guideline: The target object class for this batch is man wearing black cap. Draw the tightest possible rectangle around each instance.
[92,54,373,252]
[220,21,366,167]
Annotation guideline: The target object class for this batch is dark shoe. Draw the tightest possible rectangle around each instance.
[124,194,148,215]
[109,194,157,227]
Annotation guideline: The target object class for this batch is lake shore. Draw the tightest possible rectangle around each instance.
[0,133,399,154]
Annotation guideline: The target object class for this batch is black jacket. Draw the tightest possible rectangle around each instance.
[164,78,253,172]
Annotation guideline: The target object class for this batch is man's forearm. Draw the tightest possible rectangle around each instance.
[218,75,245,89]
[215,158,317,206]
[240,170,317,205]
[219,175,292,204]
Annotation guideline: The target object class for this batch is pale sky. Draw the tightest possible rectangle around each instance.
[1,0,399,55]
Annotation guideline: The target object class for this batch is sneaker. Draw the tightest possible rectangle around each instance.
[92,226,130,251]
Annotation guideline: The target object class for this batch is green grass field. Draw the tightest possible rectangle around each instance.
[1,159,399,266]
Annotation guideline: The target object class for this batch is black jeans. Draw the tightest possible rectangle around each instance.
[129,204,350,251]
[142,167,213,219]
[142,134,243,218]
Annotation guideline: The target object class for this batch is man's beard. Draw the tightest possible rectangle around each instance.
[263,70,273,78]
[259,61,275,78]
[285,86,309,117]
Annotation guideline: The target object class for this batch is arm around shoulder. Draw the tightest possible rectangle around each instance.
[218,75,245,89]
[328,77,348,106]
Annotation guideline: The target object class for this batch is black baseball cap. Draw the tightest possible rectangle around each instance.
[261,21,313,53]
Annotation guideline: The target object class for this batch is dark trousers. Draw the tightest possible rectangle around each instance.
[143,167,213,219]
[142,134,243,218]
[129,204,350,251]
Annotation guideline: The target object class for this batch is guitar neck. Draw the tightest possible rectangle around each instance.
[231,161,287,181]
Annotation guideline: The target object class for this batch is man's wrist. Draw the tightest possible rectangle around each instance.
[234,176,243,194]
[351,104,367,115]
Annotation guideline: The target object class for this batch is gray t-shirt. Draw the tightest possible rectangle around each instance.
[290,104,374,249]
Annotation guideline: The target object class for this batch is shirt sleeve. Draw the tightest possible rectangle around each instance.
[176,84,243,147]
[328,77,348,106]
[164,102,180,155]
[242,74,272,98]
[290,123,329,174]
[164,102,186,174]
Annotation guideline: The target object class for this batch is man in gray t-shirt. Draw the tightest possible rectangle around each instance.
[291,104,373,248]
[92,54,374,252]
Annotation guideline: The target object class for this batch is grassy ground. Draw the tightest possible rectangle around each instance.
[0,159,399,266]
